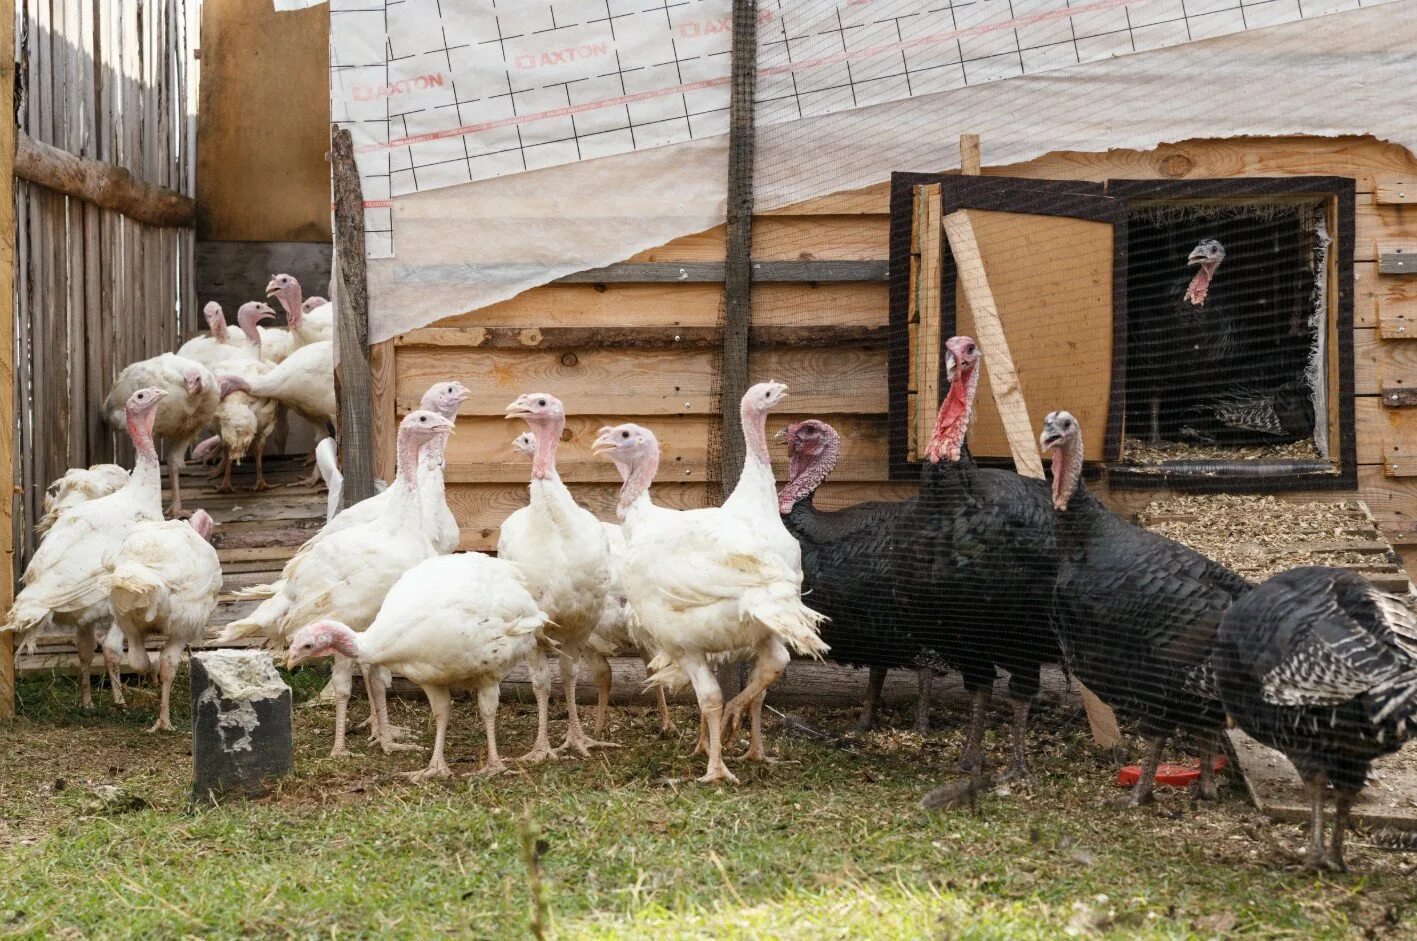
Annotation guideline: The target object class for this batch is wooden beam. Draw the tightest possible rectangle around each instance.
[1381,385,1417,407]
[14,131,194,228]
[913,185,944,461]
[394,324,890,351]
[959,133,981,176]
[1378,244,1417,276]
[546,260,890,284]
[941,209,1044,479]
[0,13,15,720]
[329,127,375,509]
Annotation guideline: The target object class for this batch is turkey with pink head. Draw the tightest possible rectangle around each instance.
[286,555,550,780]
[594,421,826,783]
[218,409,452,756]
[2,388,168,709]
[104,354,220,517]
[511,431,675,739]
[177,301,258,370]
[267,273,333,346]
[102,509,222,731]
[499,391,615,761]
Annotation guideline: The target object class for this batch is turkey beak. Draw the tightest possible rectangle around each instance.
[151,389,170,402]
[285,650,303,670]
[1187,247,1207,265]
[504,397,531,420]
[773,427,787,440]
[591,431,616,455]
[265,277,280,296]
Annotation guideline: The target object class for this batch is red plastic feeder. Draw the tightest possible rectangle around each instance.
[1115,755,1227,789]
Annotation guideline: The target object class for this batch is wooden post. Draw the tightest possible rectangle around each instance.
[329,126,375,509]
[716,0,758,699]
[959,133,981,176]
[0,12,16,720]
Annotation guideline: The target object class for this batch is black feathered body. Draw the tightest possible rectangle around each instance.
[890,454,1061,699]
[1131,270,1239,439]
[784,493,934,672]
[1181,379,1316,445]
[1052,484,1250,738]
[1216,566,1417,792]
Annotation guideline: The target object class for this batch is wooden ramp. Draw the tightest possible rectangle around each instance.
[15,456,326,675]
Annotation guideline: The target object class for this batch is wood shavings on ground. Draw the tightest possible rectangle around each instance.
[1122,437,1321,466]
[1134,494,1401,584]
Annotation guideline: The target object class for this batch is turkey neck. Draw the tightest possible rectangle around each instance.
[1050,434,1085,513]
[924,361,978,464]
[125,407,162,491]
[617,451,659,520]
[530,416,561,482]
[1184,261,1220,307]
[394,428,427,499]
[778,437,840,515]
[209,316,229,343]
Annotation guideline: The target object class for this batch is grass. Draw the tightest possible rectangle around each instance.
[2,669,1415,940]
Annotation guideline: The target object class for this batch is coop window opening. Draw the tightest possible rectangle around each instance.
[1107,177,1355,492]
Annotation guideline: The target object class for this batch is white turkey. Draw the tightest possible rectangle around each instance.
[103,354,220,517]
[209,354,280,493]
[177,302,258,371]
[593,422,827,783]
[302,295,329,314]
[217,409,451,756]
[2,388,167,709]
[267,273,333,346]
[103,510,223,732]
[315,438,390,521]
[218,339,334,432]
[286,556,550,780]
[36,463,129,537]
[500,392,614,761]
[511,431,674,738]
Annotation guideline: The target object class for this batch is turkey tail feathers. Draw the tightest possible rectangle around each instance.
[744,584,829,659]
[230,583,279,601]
[0,597,54,654]
[643,652,691,693]
[106,563,165,624]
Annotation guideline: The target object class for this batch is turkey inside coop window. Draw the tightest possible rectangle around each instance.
[1115,188,1352,484]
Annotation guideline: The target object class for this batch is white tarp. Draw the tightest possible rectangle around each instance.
[332,0,1396,258]
[363,2,1417,342]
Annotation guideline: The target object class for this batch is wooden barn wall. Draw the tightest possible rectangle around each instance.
[194,0,330,315]
[13,0,199,568]
[372,136,1417,576]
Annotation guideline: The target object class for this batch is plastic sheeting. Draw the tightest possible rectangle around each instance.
[366,2,1417,343]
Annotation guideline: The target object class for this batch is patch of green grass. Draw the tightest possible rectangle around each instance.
[2,672,1414,940]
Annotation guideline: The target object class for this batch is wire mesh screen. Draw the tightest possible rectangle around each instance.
[718,0,1407,854]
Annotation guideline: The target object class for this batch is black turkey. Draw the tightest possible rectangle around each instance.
[779,419,936,732]
[891,336,1061,779]
[1040,410,1251,806]
[1215,566,1417,871]
[1131,237,1239,442]
[1179,378,1316,446]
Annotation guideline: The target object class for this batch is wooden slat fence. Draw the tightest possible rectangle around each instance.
[12,0,199,570]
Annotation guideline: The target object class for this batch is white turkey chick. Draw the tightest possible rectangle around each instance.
[2,388,168,709]
[37,463,129,536]
[103,353,220,517]
[286,555,550,779]
[267,273,333,346]
[177,302,257,371]
[511,431,674,738]
[500,392,614,761]
[217,409,452,756]
[593,422,827,783]
[103,509,222,731]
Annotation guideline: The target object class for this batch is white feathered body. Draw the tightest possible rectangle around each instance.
[37,464,129,536]
[298,302,334,344]
[220,483,433,645]
[212,357,278,464]
[722,458,802,574]
[255,326,297,365]
[588,521,643,654]
[419,444,459,554]
[240,340,335,426]
[619,499,826,675]
[106,519,222,650]
[354,553,547,687]
[4,463,163,650]
[177,331,257,372]
[103,354,219,450]
[497,476,611,651]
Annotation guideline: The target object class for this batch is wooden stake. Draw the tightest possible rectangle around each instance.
[960,133,981,176]
[329,127,375,509]
[0,13,15,720]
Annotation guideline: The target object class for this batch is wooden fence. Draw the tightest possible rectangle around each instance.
[12,0,200,568]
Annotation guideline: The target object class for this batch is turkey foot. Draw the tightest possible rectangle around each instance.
[1110,735,1165,809]
[739,745,777,764]
[698,761,740,785]
[401,759,453,781]
[517,741,560,764]
[556,728,621,758]
[146,716,175,734]
[913,667,933,734]
[378,735,424,755]
[953,686,991,774]
[473,758,511,777]
[1191,739,1221,801]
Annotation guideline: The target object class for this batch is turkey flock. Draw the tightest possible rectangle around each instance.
[5,307,1415,871]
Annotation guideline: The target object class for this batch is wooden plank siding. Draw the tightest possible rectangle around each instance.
[374,136,1417,555]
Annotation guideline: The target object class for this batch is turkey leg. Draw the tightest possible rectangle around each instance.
[368,668,420,755]
[1117,735,1166,808]
[1327,787,1357,872]
[643,655,677,737]
[724,640,788,763]
[680,655,736,784]
[586,648,613,738]
[955,686,992,774]
[1191,732,1221,801]
[75,623,97,710]
[101,624,127,707]
[403,685,453,780]
[557,643,620,756]
[328,655,357,757]
[474,682,510,776]
[914,667,933,734]
[1003,696,1032,781]
[166,450,188,517]
[1303,775,1329,871]
[147,642,182,733]
[856,666,886,733]
[251,442,272,491]
[517,646,559,764]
